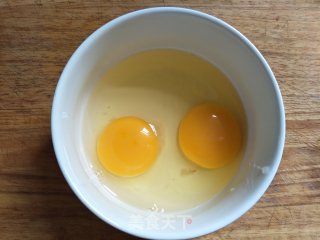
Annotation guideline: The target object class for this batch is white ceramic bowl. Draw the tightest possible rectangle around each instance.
[51,7,285,239]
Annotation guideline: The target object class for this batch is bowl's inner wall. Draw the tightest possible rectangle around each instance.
[53,9,283,238]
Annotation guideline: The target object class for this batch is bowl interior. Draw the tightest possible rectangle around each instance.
[52,7,285,239]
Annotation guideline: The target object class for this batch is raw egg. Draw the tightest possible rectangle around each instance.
[178,103,243,169]
[97,117,159,177]
[86,49,246,211]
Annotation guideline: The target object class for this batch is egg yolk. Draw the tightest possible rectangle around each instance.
[178,103,243,169]
[97,117,159,177]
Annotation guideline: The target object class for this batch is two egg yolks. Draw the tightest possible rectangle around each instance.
[97,103,243,177]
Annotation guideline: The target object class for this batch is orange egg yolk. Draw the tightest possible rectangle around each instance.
[97,117,159,177]
[178,103,243,169]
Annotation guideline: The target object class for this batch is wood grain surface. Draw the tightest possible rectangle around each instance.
[1,1,319,239]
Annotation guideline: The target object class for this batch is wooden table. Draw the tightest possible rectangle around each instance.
[1,1,319,239]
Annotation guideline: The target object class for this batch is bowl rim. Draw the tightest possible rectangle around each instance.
[51,7,286,239]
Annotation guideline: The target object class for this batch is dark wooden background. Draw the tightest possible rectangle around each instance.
[1,1,319,239]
